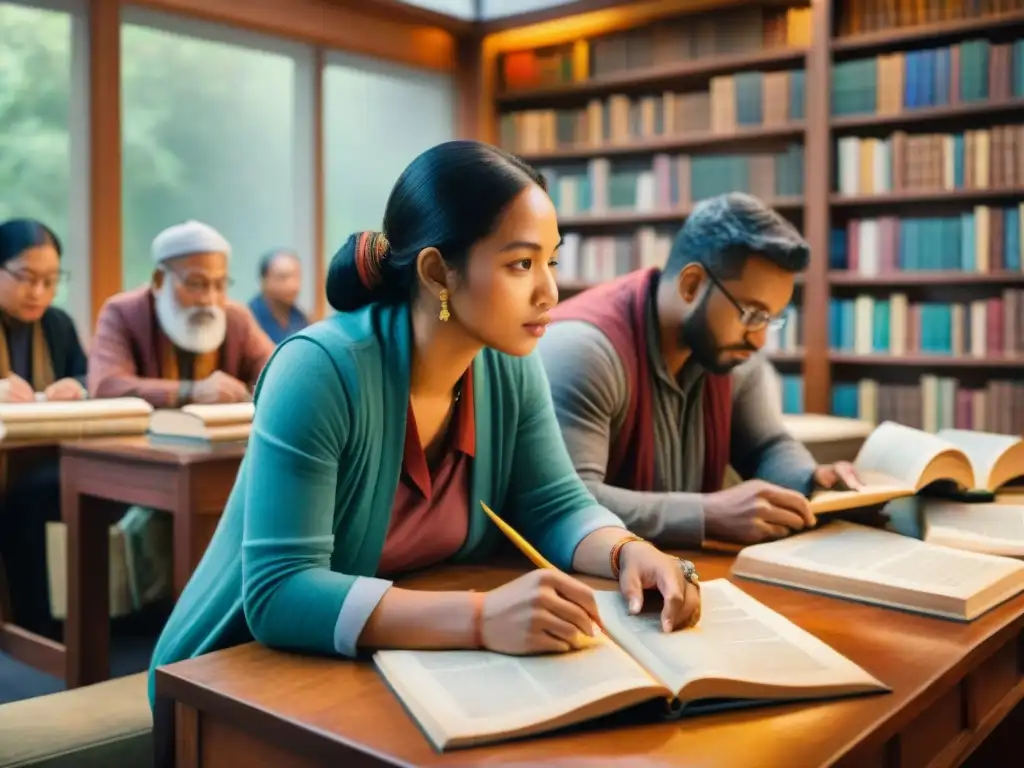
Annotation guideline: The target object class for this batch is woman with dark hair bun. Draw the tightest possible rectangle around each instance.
[0,217,88,639]
[148,141,700,757]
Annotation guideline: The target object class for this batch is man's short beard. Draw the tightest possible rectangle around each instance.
[678,296,753,374]
[154,284,227,354]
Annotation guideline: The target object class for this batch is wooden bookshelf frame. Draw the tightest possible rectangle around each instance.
[476,0,1024,419]
[824,1,1024,428]
[475,0,831,411]
[830,7,1024,55]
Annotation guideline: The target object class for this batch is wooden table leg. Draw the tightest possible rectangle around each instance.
[62,469,122,688]
[172,467,196,597]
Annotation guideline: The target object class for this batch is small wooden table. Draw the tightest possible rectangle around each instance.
[61,437,245,688]
[157,553,1024,767]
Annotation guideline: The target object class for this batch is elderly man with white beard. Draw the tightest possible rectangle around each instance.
[89,220,273,407]
[80,221,274,620]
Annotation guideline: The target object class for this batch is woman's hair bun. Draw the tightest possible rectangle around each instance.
[325,230,392,312]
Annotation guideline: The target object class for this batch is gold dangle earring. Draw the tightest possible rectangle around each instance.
[438,289,451,322]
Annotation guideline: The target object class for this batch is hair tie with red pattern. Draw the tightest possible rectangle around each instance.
[354,231,391,290]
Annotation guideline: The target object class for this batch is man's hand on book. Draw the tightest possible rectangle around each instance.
[704,480,816,545]
[813,462,864,492]
[617,541,701,633]
[479,570,602,655]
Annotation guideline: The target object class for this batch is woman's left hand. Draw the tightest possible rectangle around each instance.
[618,541,701,633]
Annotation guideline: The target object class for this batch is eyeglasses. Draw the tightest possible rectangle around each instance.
[1,266,70,292]
[163,267,234,296]
[701,264,787,332]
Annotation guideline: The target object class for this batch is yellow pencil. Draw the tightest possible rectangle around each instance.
[479,501,604,648]
[479,501,557,571]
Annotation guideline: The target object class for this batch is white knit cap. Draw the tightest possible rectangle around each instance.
[151,220,231,264]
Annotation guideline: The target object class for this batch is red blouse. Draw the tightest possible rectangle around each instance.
[376,369,474,578]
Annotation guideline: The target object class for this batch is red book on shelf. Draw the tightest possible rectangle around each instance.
[502,51,539,91]
[986,299,1005,357]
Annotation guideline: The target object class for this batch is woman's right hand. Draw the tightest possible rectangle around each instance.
[480,569,601,655]
[0,374,35,403]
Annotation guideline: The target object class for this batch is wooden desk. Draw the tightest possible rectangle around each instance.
[61,437,245,688]
[157,554,1024,768]
[0,441,64,677]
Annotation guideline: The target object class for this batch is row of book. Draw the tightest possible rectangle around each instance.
[832,39,1024,116]
[835,0,1024,37]
[540,148,805,217]
[834,125,1024,195]
[498,71,806,157]
[831,207,1023,274]
[557,230,669,285]
[498,6,811,93]
[765,306,803,355]
[0,398,253,444]
[828,290,1023,357]
[778,374,804,415]
[828,376,1024,436]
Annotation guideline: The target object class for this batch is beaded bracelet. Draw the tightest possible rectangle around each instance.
[610,534,646,579]
[470,591,486,649]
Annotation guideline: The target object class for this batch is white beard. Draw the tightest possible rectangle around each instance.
[154,285,227,354]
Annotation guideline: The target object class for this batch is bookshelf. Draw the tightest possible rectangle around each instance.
[475,0,1024,435]
[825,0,1024,436]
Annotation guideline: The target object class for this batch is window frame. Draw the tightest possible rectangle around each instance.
[119,6,318,314]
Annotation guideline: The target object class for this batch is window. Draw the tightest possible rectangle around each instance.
[399,0,475,18]
[0,0,88,329]
[120,10,315,311]
[322,52,454,290]
[481,0,575,18]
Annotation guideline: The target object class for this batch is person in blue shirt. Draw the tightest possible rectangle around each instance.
[149,140,701,766]
[248,248,309,344]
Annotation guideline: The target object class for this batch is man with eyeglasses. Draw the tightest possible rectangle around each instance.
[88,220,274,408]
[538,193,861,548]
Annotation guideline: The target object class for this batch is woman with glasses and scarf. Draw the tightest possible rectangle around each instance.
[0,217,88,639]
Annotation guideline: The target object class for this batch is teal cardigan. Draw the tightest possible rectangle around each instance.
[148,301,624,705]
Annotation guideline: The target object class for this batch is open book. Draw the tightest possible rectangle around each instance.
[147,402,254,443]
[917,500,1024,558]
[0,397,153,442]
[731,521,1024,620]
[809,422,1024,515]
[374,580,887,751]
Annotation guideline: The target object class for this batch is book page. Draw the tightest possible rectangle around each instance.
[936,429,1024,490]
[851,421,970,490]
[181,402,255,426]
[0,397,152,424]
[781,414,875,443]
[374,637,666,750]
[809,481,916,516]
[595,581,884,700]
[924,501,1024,557]
[734,522,1024,611]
